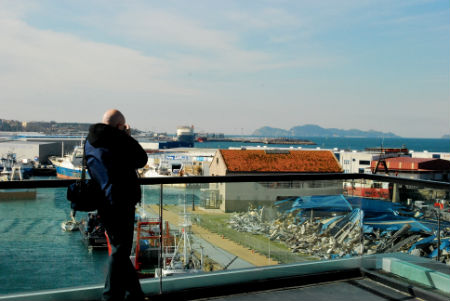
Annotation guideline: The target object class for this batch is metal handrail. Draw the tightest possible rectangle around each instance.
[0,173,449,190]
[0,172,449,301]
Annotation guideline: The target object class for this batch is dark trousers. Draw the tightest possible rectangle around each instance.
[100,205,144,301]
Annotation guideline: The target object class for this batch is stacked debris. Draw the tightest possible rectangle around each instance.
[227,195,450,263]
[228,206,270,235]
[272,209,364,259]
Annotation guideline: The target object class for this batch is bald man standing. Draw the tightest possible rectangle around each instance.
[85,109,148,301]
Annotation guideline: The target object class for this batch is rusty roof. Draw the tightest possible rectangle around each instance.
[219,149,342,173]
[371,157,450,171]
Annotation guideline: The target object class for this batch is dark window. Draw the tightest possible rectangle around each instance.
[359,160,370,165]
[432,154,440,159]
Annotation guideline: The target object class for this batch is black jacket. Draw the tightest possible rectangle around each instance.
[85,123,148,207]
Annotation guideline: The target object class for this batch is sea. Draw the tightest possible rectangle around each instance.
[0,137,449,296]
[0,184,200,295]
[0,187,109,294]
[193,137,450,153]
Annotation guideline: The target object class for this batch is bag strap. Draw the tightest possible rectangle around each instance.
[81,138,88,181]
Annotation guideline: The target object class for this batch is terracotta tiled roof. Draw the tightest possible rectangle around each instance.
[219,149,342,173]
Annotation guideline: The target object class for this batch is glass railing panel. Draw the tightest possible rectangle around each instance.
[359,180,450,294]
[177,181,282,271]
[166,182,216,274]
[0,187,108,296]
[151,179,367,274]
[134,184,163,278]
[137,183,208,278]
[254,178,363,262]
[357,181,450,259]
[2,176,447,298]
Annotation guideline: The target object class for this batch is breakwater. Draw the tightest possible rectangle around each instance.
[199,137,316,145]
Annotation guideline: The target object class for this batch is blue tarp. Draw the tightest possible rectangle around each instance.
[364,214,432,233]
[409,235,436,252]
[276,195,442,235]
[278,195,406,215]
[346,196,405,217]
[408,235,450,258]
[430,239,450,258]
[288,195,353,212]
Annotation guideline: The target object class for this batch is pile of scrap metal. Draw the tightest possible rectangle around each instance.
[228,205,270,235]
[228,195,450,263]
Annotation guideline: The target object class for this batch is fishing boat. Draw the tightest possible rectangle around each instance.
[78,213,107,249]
[131,219,175,278]
[154,203,203,277]
[0,153,37,199]
[0,153,33,180]
[49,146,83,179]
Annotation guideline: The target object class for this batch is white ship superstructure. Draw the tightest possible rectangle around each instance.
[176,126,195,145]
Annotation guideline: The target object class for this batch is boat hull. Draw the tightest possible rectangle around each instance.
[54,166,82,179]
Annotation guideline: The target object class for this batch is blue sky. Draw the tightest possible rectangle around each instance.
[0,0,448,138]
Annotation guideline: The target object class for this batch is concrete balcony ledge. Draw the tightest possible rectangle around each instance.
[0,257,364,301]
[1,254,449,301]
[382,257,450,294]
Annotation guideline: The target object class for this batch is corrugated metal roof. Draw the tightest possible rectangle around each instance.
[371,157,450,171]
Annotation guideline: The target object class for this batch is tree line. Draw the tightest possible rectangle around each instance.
[0,118,91,133]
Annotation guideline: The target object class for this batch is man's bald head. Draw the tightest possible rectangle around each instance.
[102,109,126,128]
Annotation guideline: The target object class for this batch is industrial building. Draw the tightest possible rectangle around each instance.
[370,157,450,181]
[0,138,83,164]
[208,149,344,212]
[0,141,60,164]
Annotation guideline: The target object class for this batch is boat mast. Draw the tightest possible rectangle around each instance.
[182,191,190,266]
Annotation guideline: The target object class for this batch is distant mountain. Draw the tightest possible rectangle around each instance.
[253,124,400,138]
[442,134,450,139]
[252,126,291,137]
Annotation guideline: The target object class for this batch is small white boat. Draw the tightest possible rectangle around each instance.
[61,211,81,232]
[61,219,80,232]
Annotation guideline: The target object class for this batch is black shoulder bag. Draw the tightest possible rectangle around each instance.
[66,140,104,212]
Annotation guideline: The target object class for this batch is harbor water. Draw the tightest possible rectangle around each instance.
[194,137,450,152]
[0,187,108,294]
[0,184,202,295]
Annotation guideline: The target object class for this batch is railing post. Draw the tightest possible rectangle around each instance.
[436,208,441,262]
[192,188,195,211]
[159,184,163,294]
